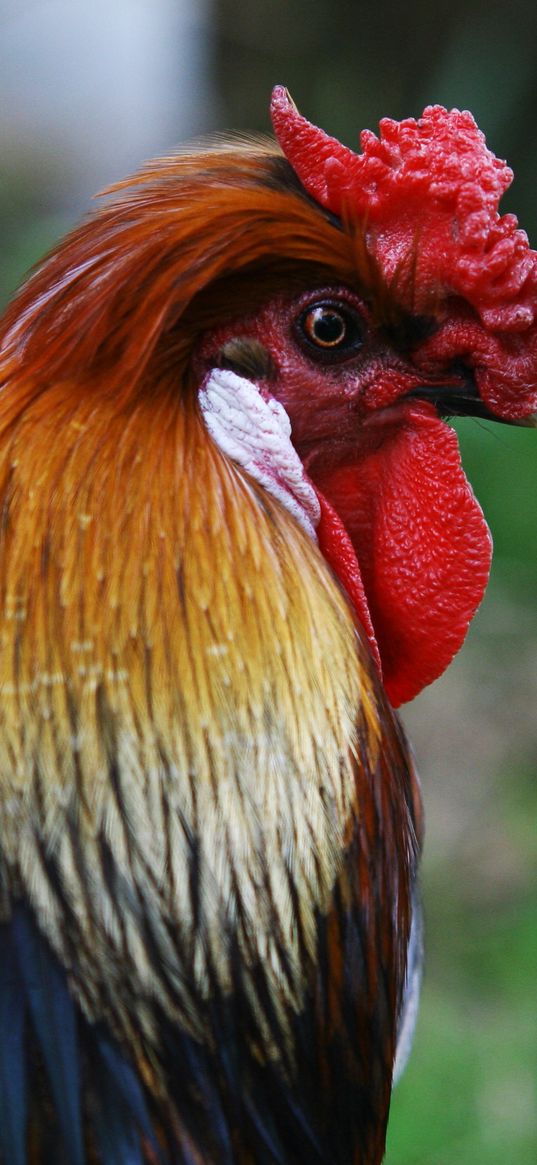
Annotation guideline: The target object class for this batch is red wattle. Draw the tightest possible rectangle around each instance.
[312,402,492,707]
[314,489,382,676]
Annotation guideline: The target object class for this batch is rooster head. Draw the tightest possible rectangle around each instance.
[197,89,537,706]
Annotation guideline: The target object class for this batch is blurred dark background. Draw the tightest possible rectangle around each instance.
[1,2,535,1160]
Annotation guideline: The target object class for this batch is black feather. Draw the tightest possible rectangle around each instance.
[0,922,27,1165]
[11,905,85,1165]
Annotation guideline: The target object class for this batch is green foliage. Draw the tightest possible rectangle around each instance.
[457,422,537,596]
[387,892,537,1163]
[389,679,537,1162]
[0,160,73,309]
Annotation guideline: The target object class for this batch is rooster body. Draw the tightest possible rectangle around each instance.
[0,92,535,1164]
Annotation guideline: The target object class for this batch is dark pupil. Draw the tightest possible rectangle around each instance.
[309,308,346,346]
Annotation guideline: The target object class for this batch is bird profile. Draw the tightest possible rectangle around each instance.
[0,88,535,1165]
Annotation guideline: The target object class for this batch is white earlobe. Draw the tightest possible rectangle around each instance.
[199,368,321,539]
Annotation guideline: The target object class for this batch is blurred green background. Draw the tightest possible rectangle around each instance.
[0,2,535,1160]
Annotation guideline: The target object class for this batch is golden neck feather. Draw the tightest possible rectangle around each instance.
[0,380,382,1042]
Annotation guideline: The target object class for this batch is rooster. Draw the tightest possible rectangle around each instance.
[0,87,535,1165]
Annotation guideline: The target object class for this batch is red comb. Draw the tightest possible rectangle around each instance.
[271,87,537,419]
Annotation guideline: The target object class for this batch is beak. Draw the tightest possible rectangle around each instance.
[408,379,537,428]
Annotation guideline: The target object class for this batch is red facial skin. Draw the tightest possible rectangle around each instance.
[197,284,492,708]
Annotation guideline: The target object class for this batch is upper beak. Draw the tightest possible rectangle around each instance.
[408,379,537,428]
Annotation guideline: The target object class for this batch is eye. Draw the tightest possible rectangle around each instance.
[295,299,365,362]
